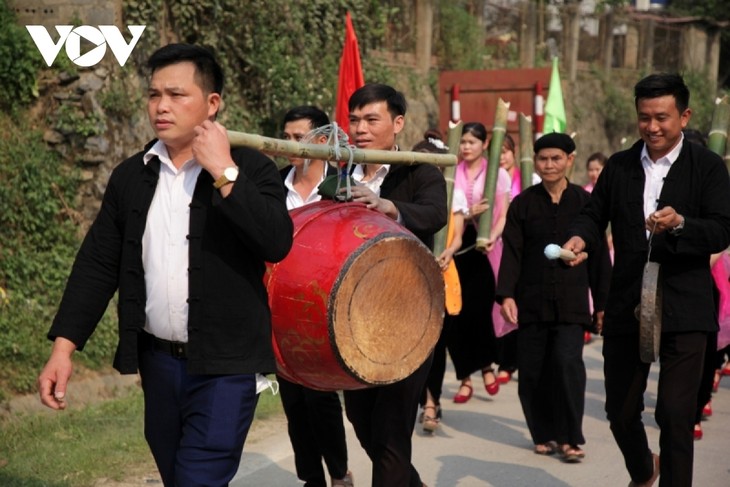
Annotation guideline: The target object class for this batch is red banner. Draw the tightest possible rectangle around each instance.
[335,12,365,132]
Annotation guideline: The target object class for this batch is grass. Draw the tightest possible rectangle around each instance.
[0,382,284,486]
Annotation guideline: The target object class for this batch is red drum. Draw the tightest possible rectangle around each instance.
[266,201,444,391]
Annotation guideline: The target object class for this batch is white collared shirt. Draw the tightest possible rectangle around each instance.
[283,163,328,210]
[141,140,202,342]
[641,135,684,223]
[352,164,391,196]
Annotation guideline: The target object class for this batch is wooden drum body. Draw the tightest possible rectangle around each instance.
[265,201,444,391]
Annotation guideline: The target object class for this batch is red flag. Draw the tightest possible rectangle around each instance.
[335,12,365,131]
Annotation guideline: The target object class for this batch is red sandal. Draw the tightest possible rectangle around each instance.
[483,368,499,396]
[453,383,473,403]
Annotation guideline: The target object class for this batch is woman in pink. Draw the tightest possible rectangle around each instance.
[582,152,609,344]
[582,152,607,194]
[446,122,511,403]
[494,134,520,384]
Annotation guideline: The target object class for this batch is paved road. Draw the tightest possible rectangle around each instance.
[233,337,730,487]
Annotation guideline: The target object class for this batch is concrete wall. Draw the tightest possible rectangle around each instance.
[10,0,121,28]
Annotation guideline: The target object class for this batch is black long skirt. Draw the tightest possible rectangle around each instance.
[445,224,498,380]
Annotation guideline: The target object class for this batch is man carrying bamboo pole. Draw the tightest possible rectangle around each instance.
[341,83,447,487]
[276,105,353,487]
[37,43,293,486]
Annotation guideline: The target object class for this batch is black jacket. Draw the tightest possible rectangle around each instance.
[49,142,293,374]
[569,139,730,335]
[496,182,612,326]
[379,163,447,249]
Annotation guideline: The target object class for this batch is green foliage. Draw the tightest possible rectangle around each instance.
[0,117,78,396]
[683,70,720,134]
[0,0,41,115]
[0,115,116,399]
[436,0,488,70]
[100,68,144,119]
[669,0,730,90]
[668,0,730,21]
[123,0,401,135]
[593,68,723,145]
[54,103,105,138]
[595,71,636,146]
[597,0,629,8]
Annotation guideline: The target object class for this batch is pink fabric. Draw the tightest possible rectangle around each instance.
[712,253,730,350]
[454,158,515,337]
[510,170,521,200]
[488,238,516,337]
[454,158,510,227]
[583,182,595,193]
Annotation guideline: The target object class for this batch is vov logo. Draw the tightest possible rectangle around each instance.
[26,25,146,67]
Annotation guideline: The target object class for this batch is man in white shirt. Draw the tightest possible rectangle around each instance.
[37,43,292,486]
[277,105,353,487]
[342,83,446,487]
[564,73,730,487]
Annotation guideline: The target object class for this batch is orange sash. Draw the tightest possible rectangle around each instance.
[443,213,462,315]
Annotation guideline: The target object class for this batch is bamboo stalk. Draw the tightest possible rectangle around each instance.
[227,130,457,167]
[708,96,730,163]
[519,114,534,192]
[476,98,510,252]
[433,121,463,256]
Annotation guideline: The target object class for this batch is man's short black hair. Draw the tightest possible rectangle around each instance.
[282,106,330,131]
[348,83,407,119]
[147,43,224,96]
[634,73,690,113]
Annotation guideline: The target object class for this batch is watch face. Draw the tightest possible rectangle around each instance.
[224,167,239,180]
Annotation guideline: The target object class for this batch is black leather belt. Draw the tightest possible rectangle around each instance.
[143,331,188,359]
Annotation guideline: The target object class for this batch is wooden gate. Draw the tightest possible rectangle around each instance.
[438,67,552,148]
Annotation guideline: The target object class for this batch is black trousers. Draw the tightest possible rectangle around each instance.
[278,377,349,487]
[517,322,586,446]
[694,332,717,423]
[497,331,518,373]
[420,327,447,407]
[344,354,432,487]
[604,331,706,487]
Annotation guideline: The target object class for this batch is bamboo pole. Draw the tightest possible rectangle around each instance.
[708,95,730,163]
[475,98,510,251]
[519,114,534,192]
[433,121,463,256]
[227,130,457,167]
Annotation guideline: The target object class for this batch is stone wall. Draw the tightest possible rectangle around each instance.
[33,63,153,226]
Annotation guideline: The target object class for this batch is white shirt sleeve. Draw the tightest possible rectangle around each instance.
[452,188,468,214]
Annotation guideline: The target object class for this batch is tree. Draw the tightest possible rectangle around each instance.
[668,0,730,89]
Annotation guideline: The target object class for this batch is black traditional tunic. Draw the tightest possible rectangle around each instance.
[496,180,611,447]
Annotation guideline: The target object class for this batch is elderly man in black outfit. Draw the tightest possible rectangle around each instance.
[497,132,611,462]
[564,73,730,487]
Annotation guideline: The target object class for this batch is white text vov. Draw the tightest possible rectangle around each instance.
[26,25,146,67]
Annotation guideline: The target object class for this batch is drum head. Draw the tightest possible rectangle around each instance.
[330,233,445,385]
